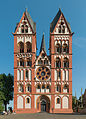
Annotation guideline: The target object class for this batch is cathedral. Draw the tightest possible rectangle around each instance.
[13,8,73,113]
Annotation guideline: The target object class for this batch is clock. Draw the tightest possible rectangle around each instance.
[36,66,50,81]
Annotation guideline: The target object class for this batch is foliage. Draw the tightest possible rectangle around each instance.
[0,73,14,112]
[72,96,77,109]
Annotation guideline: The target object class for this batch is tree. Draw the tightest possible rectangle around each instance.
[0,73,14,112]
[72,96,77,109]
[0,75,5,112]
[3,74,14,111]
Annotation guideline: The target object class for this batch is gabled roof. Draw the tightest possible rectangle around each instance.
[25,9,36,33]
[50,8,72,33]
[14,8,36,33]
[40,33,46,53]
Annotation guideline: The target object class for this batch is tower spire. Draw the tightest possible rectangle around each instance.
[40,33,46,53]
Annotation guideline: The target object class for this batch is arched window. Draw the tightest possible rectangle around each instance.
[58,25,61,33]
[42,84,45,89]
[27,59,32,67]
[26,42,32,53]
[63,57,69,68]
[57,70,61,80]
[55,43,61,53]
[18,42,24,53]
[58,19,65,33]
[63,84,69,93]
[26,85,31,92]
[21,25,24,33]
[56,85,61,92]
[38,59,43,65]
[62,26,65,33]
[56,57,61,68]
[56,98,60,104]
[37,84,40,89]
[26,70,28,78]
[26,98,30,103]
[21,23,28,33]
[44,58,48,65]
[46,84,51,92]
[63,44,69,53]
[20,59,24,67]
[25,25,28,33]
[18,84,23,92]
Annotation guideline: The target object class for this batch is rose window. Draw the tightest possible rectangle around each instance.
[36,66,50,81]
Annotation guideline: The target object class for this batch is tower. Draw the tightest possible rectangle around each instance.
[50,8,73,113]
[13,8,73,113]
[13,9,37,113]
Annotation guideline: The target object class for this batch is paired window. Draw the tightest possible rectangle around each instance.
[21,24,28,33]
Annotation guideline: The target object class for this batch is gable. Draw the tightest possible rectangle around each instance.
[14,10,36,34]
[36,50,50,65]
[50,9,71,34]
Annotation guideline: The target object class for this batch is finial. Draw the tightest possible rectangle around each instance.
[25,8,28,13]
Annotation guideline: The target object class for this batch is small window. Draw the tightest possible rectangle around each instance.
[27,61,32,67]
[20,60,24,66]
[42,85,45,89]
[57,98,60,104]
[37,85,40,89]
[26,70,28,78]
[26,98,30,103]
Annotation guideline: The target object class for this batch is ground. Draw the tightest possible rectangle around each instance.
[0,112,86,119]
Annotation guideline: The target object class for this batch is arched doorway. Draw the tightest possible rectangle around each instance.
[41,99,46,112]
[37,95,50,112]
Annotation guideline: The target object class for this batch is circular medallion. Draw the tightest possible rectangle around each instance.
[36,66,50,81]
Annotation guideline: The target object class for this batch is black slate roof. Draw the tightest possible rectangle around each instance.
[15,9,36,33]
[25,9,36,33]
[50,8,71,33]
[40,33,46,53]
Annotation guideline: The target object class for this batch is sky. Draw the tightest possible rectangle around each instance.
[0,0,86,108]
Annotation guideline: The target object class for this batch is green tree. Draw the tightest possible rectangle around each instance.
[0,75,5,112]
[3,74,14,111]
[72,96,77,109]
[0,73,14,112]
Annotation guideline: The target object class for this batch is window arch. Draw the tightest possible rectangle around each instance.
[55,43,61,53]
[63,43,69,53]
[26,98,30,103]
[26,42,32,53]
[21,22,28,33]
[37,84,41,89]
[63,57,69,68]
[38,59,43,65]
[44,58,48,65]
[21,25,24,33]
[56,98,60,104]
[26,84,31,92]
[46,84,51,92]
[18,41,24,53]
[56,85,61,92]
[25,25,28,33]
[18,84,23,92]
[20,58,24,67]
[63,84,69,93]
[26,70,28,78]
[55,57,61,68]
[42,84,45,89]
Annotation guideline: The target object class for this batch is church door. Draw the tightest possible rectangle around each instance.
[41,100,46,112]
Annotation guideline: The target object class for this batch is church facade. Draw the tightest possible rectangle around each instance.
[13,9,73,113]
